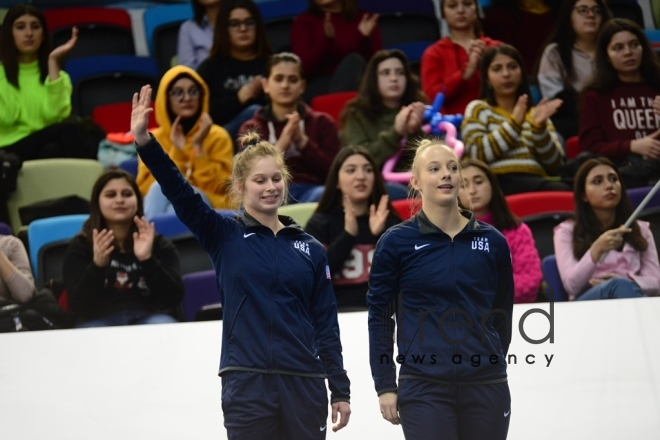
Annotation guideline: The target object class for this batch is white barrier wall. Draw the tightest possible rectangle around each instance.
[1,297,659,439]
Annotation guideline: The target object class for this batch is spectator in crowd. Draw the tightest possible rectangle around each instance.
[0,4,95,161]
[579,18,660,189]
[0,235,36,305]
[305,146,400,310]
[340,49,427,200]
[177,0,222,69]
[483,0,559,74]
[137,65,233,218]
[238,52,339,203]
[537,0,612,140]
[63,170,184,327]
[291,0,382,100]
[554,157,660,300]
[462,44,569,195]
[421,0,501,115]
[197,0,271,142]
[459,158,542,303]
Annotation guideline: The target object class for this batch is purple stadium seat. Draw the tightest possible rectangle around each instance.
[181,270,221,322]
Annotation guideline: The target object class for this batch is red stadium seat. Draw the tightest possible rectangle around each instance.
[565,136,580,159]
[310,91,358,127]
[92,102,156,134]
[505,191,574,218]
[391,199,421,220]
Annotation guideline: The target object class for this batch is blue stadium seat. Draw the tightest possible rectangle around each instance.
[143,4,193,73]
[541,255,568,302]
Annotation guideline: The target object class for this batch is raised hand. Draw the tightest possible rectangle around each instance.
[92,228,115,268]
[463,39,487,80]
[358,13,379,37]
[275,112,301,153]
[170,116,185,150]
[192,113,213,150]
[323,12,335,39]
[343,194,358,237]
[631,129,660,159]
[369,195,390,236]
[331,401,351,432]
[379,391,400,425]
[131,85,154,146]
[48,26,78,81]
[49,26,78,63]
[512,94,528,126]
[132,216,155,262]
[532,97,563,126]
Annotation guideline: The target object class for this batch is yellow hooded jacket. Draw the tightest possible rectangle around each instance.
[137,65,233,208]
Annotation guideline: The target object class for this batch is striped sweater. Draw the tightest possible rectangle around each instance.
[461,99,564,176]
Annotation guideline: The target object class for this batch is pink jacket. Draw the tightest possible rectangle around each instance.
[479,214,542,303]
[554,220,660,300]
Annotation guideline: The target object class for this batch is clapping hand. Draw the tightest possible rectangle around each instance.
[92,228,115,268]
[49,26,78,63]
[369,195,390,236]
[192,113,213,150]
[133,216,155,262]
[358,13,379,37]
[532,97,563,126]
[511,94,528,125]
[170,116,185,150]
[131,85,154,147]
[343,194,358,237]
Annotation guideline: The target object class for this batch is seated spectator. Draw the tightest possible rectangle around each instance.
[579,18,660,189]
[0,4,96,161]
[177,0,222,70]
[238,52,339,203]
[462,44,570,195]
[0,235,36,305]
[482,0,559,74]
[137,65,233,218]
[340,49,427,200]
[537,0,612,141]
[305,146,400,310]
[553,157,660,300]
[197,0,271,142]
[459,158,542,303]
[63,170,184,327]
[421,0,500,115]
[291,0,382,100]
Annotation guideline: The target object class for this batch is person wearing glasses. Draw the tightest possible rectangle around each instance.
[197,0,272,144]
[537,0,612,141]
[136,65,233,218]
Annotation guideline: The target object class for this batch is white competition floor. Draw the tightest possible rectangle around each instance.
[1,297,660,439]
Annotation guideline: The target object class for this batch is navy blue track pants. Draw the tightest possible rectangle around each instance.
[398,379,511,440]
[222,371,329,440]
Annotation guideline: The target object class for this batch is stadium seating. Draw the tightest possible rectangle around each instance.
[541,255,568,302]
[44,7,134,62]
[143,4,192,74]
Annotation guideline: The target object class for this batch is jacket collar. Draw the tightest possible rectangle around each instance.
[416,208,480,235]
[242,210,304,234]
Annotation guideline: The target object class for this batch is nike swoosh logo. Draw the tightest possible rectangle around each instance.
[414,244,430,250]
[319,425,326,431]
[243,233,256,238]
[504,410,510,417]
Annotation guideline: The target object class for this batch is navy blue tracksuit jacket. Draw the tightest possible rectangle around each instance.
[138,137,350,403]
[368,209,514,395]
